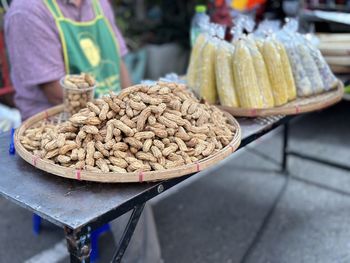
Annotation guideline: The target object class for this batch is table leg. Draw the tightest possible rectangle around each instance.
[281,123,289,173]
[282,121,350,172]
[64,226,91,263]
[111,203,146,263]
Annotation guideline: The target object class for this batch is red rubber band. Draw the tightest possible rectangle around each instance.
[295,105,300,114]
[76,169,81,180]
[250,108,257,116]
[32,156,39,167]
[196,162,200,172]
[138,171,144,183]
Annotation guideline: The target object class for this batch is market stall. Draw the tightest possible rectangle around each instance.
[0,114,292,263]
[1,0,349,262]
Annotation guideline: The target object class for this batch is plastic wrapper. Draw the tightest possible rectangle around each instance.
[255,38,264,50]
[231,14,254,40]
[277,31,313,97]
[281,19,325,96]
[198,37,218,104]
[287,47,313,97]
[261,39,288,106]
[306,42,338,90]
[233,40,264,108]
[187,33,207,95]
[296,43,324,94]
[215,41,239,107]
[275,41,297,101]
[61,74,95,116]
[245,37,274,108]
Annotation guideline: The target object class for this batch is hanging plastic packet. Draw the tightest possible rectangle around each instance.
[304,34,338,91]
[245,35,274,108]
[215,40,239,107]
[276,27,312,97]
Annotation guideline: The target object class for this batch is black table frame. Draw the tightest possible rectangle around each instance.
[62,115,293,263]
[282,122,350,174]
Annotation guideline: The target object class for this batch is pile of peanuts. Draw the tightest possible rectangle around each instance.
[20,82,236,173]
[63,73,95,115]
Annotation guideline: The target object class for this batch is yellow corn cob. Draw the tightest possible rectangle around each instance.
[245,38,274,108]
[275,41,297,101]
[261,40,288,106]
[187,33,207,95]
[233,40,264,108]
[198,39,217,104]
[215,41,239,107]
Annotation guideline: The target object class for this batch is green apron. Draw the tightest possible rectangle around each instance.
[44,0,121,96]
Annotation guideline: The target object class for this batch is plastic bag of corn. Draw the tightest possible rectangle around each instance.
[306,42,338,91]
[287,47,313,97]
[233,40,264,108]
[198,37,218,104]
[255,38,264,51]
[275,41,297,101]
[296,43,324,94]
[261,39,288,106]
[245,36,274,108]
[277,32,313,97]
[187,33,207,95]
[215,40,239,107]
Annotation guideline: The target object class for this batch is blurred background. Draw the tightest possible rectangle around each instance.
[1,1,350,263]
[1,0,350,132]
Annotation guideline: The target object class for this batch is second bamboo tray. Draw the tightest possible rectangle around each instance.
[15,105,241,183]
[219,81,344,117]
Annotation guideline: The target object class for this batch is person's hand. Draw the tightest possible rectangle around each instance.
[40,80,63,105]
[120,60,132,89]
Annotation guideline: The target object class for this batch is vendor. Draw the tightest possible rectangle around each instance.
[5,0,132,120]
[5,1,162,262]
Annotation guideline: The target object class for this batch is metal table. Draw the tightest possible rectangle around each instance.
[0,115,292,263]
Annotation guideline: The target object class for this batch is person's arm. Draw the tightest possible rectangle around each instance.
[40,81,63,105]
[120,60,132,89]
[5,9,66,108]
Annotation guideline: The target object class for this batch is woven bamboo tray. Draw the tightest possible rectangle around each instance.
[14,105,241,183]
[218,81,344,117]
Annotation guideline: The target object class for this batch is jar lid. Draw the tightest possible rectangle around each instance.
[195,5,207,13]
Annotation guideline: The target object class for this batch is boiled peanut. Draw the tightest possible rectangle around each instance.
[142,139,152,152]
